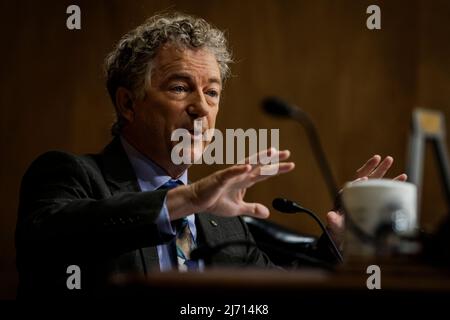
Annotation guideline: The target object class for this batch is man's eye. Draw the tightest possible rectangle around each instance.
[206,90,219,98]
[171,86,188,93]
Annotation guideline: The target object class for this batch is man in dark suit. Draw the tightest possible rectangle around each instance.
[16,12,406,298]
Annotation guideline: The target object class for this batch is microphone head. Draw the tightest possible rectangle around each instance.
[272,198,301,214]
[261,97,296,118]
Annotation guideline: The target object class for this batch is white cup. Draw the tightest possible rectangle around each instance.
[342,179,418,257]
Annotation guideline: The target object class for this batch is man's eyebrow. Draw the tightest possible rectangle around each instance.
[165,73,193,82]
[164,73,222,86]
[208,77,222,86]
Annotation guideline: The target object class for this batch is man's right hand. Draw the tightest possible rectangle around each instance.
[166,148,295,220]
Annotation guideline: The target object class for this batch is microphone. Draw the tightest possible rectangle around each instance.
[261,96,299,118]
[272,198,343,263]
[262,97,338,200]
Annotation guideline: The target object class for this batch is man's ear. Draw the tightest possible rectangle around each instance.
[115,87,136,123]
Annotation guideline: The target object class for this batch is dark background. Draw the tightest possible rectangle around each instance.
[1,0,449,299]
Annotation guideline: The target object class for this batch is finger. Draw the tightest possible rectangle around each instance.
[356,155,381,178]
[274,150,291,162]
[393,173,408,181]
[349,176,368,186]
[368,156,393,178]
[240,147,276,165]
[247,151,291,177]
[243,148,291,167]
[275,161,295,173]
[249,162,295,184]
[217,164,251,185]
[260,149,290,163]
[326,211,345,246]
[326,211,343,227]
[240,202,270,219]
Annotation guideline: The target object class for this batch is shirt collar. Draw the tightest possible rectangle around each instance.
[120,136,188,190]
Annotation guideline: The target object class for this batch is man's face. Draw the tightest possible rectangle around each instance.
[125,43,222,175]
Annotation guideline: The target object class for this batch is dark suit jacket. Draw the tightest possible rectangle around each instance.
[15,138,275,298]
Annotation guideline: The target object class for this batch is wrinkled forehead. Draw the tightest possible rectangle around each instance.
[151,42,222,85]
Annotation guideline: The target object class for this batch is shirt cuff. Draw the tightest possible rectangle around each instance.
[155,196,176,237]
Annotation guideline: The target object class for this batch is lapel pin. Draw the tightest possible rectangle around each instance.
[210,220,218,227]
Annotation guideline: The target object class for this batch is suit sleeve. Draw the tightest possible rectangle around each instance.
[16,151,174,260]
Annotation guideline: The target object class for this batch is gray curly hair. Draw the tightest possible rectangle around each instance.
[104,12,233,136]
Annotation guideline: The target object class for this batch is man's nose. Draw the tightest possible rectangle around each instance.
[187,90,209,119]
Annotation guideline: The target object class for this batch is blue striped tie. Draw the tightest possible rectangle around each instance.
[159,179,199,271]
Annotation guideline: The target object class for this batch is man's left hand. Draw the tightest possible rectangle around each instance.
[325,155,408,248]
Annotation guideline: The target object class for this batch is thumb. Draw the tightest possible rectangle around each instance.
[326,211,345,233]
[326,211,345,248]
[326,211,340,224]
[240,202,270,219]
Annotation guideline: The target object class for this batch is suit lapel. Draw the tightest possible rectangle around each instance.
[196,213,248,267]
[101,137,141,194]
[196,213,225,246]
[100,137,159,272]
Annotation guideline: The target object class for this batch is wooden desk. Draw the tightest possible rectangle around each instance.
[108,259,450,315]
